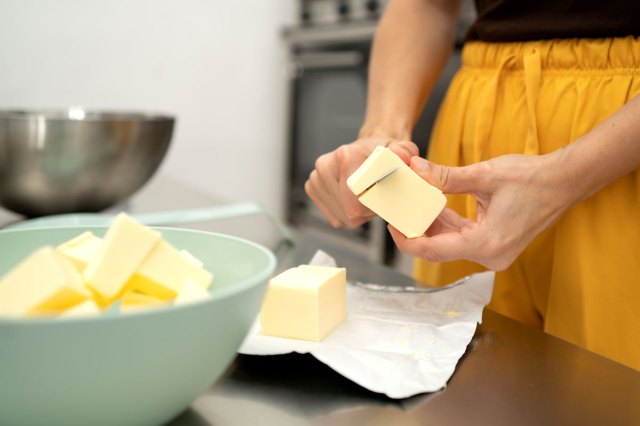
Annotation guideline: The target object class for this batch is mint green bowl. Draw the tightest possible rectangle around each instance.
[0,226,276,426]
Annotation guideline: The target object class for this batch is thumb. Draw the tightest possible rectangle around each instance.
[409,156,480,194]
[387,140,420,164]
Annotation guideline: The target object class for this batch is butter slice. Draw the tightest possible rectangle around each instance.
[175,281,211,305]
[59,299,102,318]
[347,146,403,196]
[83,213,161,302]
[127,241,213,301]
[120,291,168,313]
[347,147,446,238]
[0,247,90,317]
[180,249,203,268]
[260,265,346,342]
[56,231,102,272]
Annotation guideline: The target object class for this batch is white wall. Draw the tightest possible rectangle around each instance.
[0,0,296,218]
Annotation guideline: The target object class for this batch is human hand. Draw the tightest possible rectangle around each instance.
[389,154,574,270]
[305,138,419,228]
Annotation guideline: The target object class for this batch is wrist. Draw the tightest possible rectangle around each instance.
[358,121,413,141]
[544,143,593,208]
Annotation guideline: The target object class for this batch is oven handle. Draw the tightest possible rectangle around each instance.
[288,51,364,78]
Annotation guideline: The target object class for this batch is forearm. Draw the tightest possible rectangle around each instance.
[554,95,640,206]
[359,0,462,140]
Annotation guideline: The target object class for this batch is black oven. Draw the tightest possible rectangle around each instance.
[283,15,468,265]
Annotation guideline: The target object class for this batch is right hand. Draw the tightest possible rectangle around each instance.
[304,137,419,228]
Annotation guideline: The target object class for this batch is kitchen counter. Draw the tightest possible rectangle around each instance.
[3,174,640,425]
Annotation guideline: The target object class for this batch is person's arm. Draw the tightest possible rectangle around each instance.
[360,0,462,140]
[304,0,463,229]
[390,95,640,270]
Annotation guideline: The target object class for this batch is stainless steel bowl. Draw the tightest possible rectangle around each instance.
[0,108,174,217]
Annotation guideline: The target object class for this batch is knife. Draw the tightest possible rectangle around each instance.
[357,165,399,196]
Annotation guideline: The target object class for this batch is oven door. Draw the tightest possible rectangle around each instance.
[289,49,368,194]
[287,48,390,261]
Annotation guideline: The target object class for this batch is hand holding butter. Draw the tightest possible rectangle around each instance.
[0,213,213,318]
[347,147,447,238]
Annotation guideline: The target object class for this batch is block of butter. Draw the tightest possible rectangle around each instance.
[0,212,216,318]
[120,291,168,313]
[83,213,161,303]
[175,281,211,305]
[56,231,103,272]
[347,146,447,238]
[260,265,346,342]
[127,241,213,301]
[58,299,102,318]
[0,247,91,316]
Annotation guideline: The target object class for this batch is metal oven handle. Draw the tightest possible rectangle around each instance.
[287,50,364,78]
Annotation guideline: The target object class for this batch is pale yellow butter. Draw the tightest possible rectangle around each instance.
[127,241,213,301]
[347,146,403,195]
[180,249,203,268]
[175,281,211,305]
[0,247,90,316]
[59,299,102,318]
[83,213,161,302]
[56,231,102,272]
[120,291,168,313]
[260,265,346,342]
[347,147,446,238]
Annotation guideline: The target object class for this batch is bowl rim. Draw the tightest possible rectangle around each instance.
[0,108,175,122]
[0,226,276,326]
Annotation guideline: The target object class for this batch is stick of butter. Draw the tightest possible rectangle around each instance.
[0,247,91,316]
[120,291,169,313]
[260,265,346,342]
[83,213,161,303]
[58,299,102,318]
[127,241,213,301]
[56,231,103,272]
[175,281,211,305]
[347,146,447,238]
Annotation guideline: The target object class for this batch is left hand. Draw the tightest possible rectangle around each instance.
[389,153,575,270]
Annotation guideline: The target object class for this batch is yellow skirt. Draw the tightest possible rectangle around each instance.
[414,37,640,370]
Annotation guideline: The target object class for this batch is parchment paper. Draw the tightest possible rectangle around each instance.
[239,251,494,398]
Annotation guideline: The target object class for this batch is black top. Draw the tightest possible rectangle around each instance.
[466,0,640,42]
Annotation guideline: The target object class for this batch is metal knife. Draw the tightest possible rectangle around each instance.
[357,165,399,196]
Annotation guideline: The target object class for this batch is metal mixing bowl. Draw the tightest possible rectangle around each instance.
[0,108,174,217]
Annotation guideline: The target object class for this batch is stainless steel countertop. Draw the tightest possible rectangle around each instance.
[3,174,640,426]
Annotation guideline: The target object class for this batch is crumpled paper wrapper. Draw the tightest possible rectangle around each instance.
[239,250,494,399]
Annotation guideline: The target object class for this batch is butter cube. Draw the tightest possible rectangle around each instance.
[56,231,102,272]
[127,241,213,301]
[347,147,447,238]
[83,213,161,302]
[120,291,168,313]
[180,249,203,268]
[175,281,211,305]
[59,299,102,318]
[0,247,90,317]
[260,265,346,342]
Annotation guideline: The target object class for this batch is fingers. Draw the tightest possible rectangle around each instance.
[426,208,475,237]
[304,138,421,230]
[389,225,475,264]
[305,144,375,229]
[389,223,510,270]
[335,145,375,222]
[387,140,420,163]
[304,170,344,228]
[409,156,489,195]
[389,222,517,271]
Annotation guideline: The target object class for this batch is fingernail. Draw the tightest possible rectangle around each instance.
[411,156,429,172]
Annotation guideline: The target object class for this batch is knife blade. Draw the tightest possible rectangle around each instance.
[357,165,399,196]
